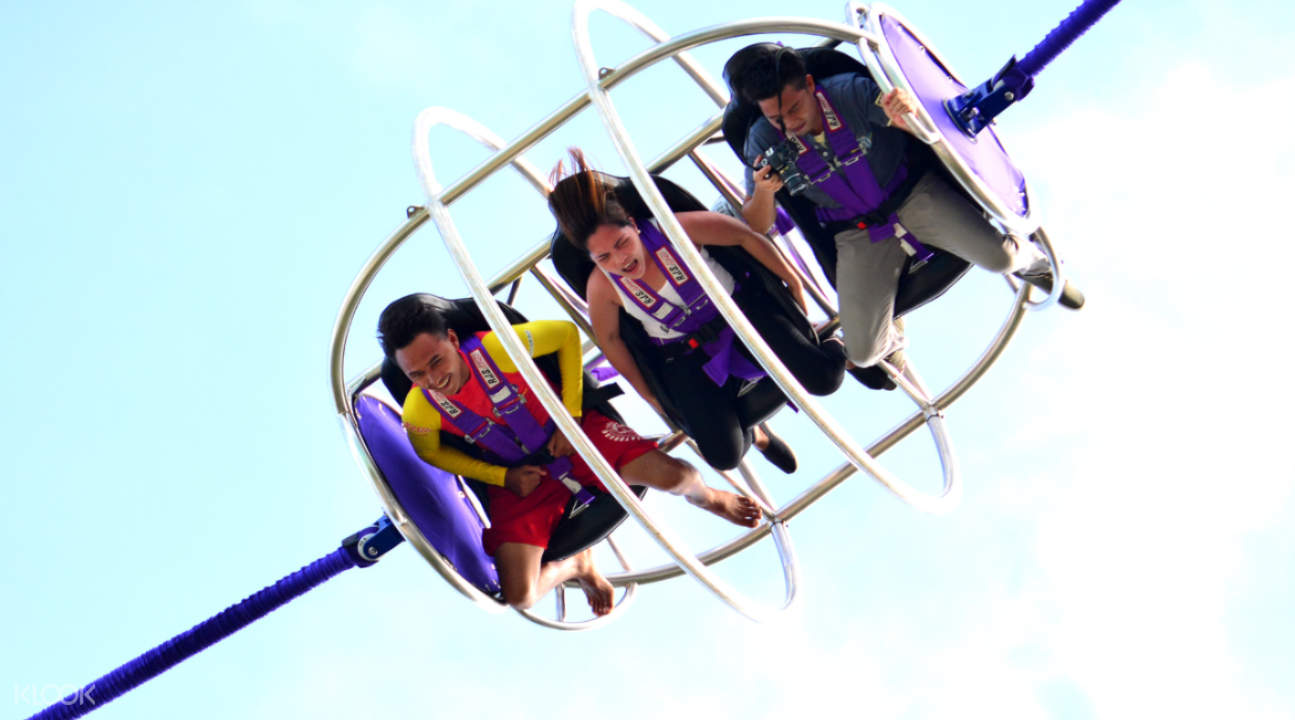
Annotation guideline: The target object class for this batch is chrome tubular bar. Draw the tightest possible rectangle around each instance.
[329,209,427,415]
[330,0,1051,612]
[519,536,641,631]
[574,0,960,514]
[689,153,839,319]
[417,127,793,624]
[339,371,507,612]
[413,108,656,630]
[327,104,766,618]
[603,287,1028,586]
[409,56,805,619]
[435,0,726,208]
[849,2,1066,309]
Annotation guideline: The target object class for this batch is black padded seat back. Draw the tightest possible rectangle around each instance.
[376,295,638,565]
[548,174,806,434]
[721,47,972,310]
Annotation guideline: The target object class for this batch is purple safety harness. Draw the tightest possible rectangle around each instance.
[608,221,765,388]
[783,85,933,265]
[422,335,596,517]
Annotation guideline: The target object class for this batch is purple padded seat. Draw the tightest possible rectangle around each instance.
[355,394,501,595]
[882,14,1029,219]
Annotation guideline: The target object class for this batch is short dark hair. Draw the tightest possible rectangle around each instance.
[376,293,452,359]
[547,148,634,251]
[724,43,809,104]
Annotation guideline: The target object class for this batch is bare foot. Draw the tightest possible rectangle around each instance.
[571,548,615,616]
[688,487,762,528]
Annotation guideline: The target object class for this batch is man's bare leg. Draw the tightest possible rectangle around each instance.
[620,450,762,528]
[494,542,614,616]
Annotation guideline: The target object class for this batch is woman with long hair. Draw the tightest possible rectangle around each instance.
[548,150,847,474]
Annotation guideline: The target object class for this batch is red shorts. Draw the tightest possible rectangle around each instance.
[481,410,656,556]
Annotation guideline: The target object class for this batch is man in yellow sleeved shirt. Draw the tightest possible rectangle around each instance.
[378,293,761,616]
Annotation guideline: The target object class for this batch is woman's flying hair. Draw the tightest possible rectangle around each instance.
[547,148,634,251]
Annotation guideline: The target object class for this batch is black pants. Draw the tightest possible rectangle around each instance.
[658,284,845,470]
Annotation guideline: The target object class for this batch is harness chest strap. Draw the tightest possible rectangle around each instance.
[787,86,932,263]
[609,221,765,387]
[612,222,717,336]
[423,336,595,514]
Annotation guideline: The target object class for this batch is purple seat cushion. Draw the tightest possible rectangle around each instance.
[883,14,1029,219]
[355,395,500,595]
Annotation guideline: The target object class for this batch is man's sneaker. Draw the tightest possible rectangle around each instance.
[845,317,906,391]
[1015,262,1085,310]
[848,364,896,391]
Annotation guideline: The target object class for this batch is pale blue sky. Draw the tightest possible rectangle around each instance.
[3,1,1293,718]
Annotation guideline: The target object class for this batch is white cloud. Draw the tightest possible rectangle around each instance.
[989,61,1295,719]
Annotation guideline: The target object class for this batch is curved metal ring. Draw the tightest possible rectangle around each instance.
[574,0,961,515]
[849,1,1038,239]
[850,3,1067,311]
[517,536,641,631]
[413,108,650,630]
[603,286,1028,587]
[1024,227,1067,311]
[339,372,506,613]
[413,104,798,623]
[576,0,801,613]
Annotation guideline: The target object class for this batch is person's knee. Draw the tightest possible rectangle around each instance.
[846,336,888,368]
[698,439,743,472]
[801,373,844,396]
[659,454,704,493]
[502,583,539,611]
[978,243,1016,274]
[689,424,745,471]
[796,353,846,395]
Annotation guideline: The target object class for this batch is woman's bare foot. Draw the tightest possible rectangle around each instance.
[687,487,762,528]
[571,548,615,616]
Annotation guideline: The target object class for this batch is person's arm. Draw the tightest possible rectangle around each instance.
[405,394,544,495]
[878,87,921,134]
[739,129,780,233]
[586,271,666,416]
[676,211,807,313]
[403,395,509,486]
[483,320,585,461]
[482,320,583,419]
[839,73,917,135]
[741,165,781,233]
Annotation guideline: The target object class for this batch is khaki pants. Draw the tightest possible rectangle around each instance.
[834,172,1028,366]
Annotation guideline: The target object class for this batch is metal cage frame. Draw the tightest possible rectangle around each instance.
[329,1,1051,626]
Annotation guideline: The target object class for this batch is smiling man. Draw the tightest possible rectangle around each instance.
[376,293,761,616]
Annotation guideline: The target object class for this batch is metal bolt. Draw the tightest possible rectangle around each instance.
[1004,91,1015,101]
[598,67,613,79]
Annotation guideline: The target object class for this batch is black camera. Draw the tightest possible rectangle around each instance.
[756,141,810,196]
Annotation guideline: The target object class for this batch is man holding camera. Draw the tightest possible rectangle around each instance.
[727,44,1082,380]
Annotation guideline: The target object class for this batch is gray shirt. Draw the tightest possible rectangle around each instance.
[742,73,911,212]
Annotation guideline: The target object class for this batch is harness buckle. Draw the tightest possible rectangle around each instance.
[465,420,493,444]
